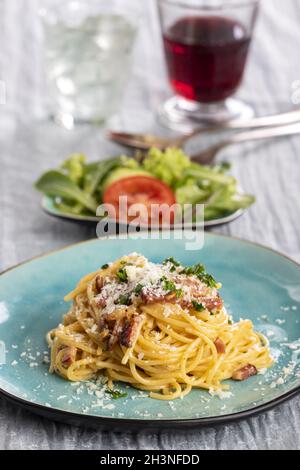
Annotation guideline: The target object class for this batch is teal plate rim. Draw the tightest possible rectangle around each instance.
[1,383,300,431]
[1,232,300,431]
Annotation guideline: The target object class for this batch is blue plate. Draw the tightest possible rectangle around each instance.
[1,232,300,430]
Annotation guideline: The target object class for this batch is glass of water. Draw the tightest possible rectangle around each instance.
[39,0,140,127]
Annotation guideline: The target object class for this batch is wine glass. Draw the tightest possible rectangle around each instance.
[157,0,259,132]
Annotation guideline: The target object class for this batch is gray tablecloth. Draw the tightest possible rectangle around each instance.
[1,0,300,450]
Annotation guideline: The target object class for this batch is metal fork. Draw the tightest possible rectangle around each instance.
[190,123,300,164]
[108,108,300,151]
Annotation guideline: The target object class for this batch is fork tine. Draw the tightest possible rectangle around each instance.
[190,144,223,164]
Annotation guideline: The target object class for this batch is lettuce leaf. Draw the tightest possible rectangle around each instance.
[142,147,191,188]
[35,170,98,213]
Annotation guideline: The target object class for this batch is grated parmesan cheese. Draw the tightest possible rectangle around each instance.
[94,253,221,317]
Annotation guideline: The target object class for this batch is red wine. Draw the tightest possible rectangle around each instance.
[163,16,251,103]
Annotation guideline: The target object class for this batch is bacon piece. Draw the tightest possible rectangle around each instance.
[120,315,143,348]
[103,310,131,350]
[179,296,222,311]
[95,275,104,293]
[176,276,223,311]
[98,318,110,340]
[232,364,257,381]
[201,296,223,311]
[60,346,77,367]
[140,278,223,313]
[98,309,143,351]
[140,290,177,304]
[214,338,226,354]
[140,290,165,304]
[96,298,107,308]
[108,319,125,350]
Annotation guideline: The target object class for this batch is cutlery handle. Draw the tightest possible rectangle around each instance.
[226,122,300,145]
[186,108,300,141]
[190,123,300,164]
[223,108,300,129]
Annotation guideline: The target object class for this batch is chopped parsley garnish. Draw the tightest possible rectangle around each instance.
[116,268,128,283]
[181,263,217,288]
[106,389,128,400]
[192,301,205,312]
[175,288,183,299]
[161,276,183,298]
[101,263,109,269]
[115,294,132,306]
[161,276,176,292]
[181,263,205,277]
[134,283,144,294]
[199,273,218,288]
[163,257,181,272]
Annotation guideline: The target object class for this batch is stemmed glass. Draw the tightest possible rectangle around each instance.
[157,0,259,132]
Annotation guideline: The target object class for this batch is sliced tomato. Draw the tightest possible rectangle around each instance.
[102,175,176,226]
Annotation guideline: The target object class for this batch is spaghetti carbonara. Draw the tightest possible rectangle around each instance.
[47,253,273,400]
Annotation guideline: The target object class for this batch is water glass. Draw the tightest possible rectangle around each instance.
[39,0,140,127]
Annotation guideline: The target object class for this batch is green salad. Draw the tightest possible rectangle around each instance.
[35,147,255,221]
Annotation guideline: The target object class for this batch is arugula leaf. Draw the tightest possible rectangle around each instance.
[83,158,120,195]
[35,170,98,213]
